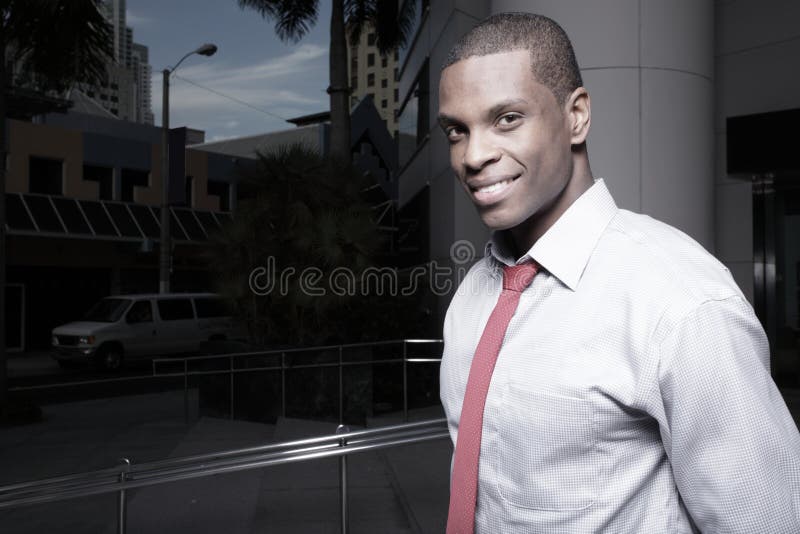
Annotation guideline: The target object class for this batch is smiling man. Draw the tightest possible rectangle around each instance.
[437,12,800,534]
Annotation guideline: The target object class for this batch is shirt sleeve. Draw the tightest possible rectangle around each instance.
[650,296,800,533]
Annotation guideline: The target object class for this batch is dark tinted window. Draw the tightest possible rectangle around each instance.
[170,210,188,240]
[24,195,64,232]
[105,202,141,237]
[126,300,153,323]
[194,297,231,318]
[195,211,220,236]
[128,204,160,238]
[52,197,92,234]
[6,194,36,231]
[84,298,131,322]
[80,200,117,236]
[83,165,113,200]
[29,156,63,195]
[174,208,206,240]
[120,168,148,202]
[157,298,194,320]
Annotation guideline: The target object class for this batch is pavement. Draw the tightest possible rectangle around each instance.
[0,389,451,534]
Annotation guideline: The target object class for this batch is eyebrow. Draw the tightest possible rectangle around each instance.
[437,98,530,127]
[487,98,529,117]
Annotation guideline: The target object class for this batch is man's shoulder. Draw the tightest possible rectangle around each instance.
[598,209,745,306]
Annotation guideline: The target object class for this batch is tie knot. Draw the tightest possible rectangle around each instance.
[502,262,539,292]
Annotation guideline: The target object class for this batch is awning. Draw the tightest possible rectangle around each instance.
[4,193,232,243]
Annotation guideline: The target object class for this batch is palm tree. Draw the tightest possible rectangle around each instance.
[208,144,430,349]
[238,0,416,165]
[207,144,385,347]
[0,0,113,411]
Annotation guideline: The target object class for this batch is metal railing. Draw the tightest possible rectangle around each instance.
[0,418,450,534]
[152,338,443,424]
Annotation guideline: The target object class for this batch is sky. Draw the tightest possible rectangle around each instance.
[128,0,333,142]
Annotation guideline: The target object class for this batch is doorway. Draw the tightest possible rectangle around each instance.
[753,174,800,388]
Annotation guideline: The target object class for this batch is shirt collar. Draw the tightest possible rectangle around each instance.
[485,178,618,291]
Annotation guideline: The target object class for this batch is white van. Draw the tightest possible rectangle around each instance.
[51,293,239,370]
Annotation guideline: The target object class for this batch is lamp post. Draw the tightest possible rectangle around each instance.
[160,43,217,294]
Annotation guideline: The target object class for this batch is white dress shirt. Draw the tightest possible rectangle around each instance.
[440,178,800,533]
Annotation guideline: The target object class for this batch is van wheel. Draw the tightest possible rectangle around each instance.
[95,346,124,371]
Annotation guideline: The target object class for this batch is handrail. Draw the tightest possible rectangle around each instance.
[149,338,444,423]
[4,338,449,534]
[0,418,449,510]
[152,337,442,368]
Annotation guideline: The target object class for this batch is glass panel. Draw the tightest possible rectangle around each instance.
[52,197,92,234]
[23,195,64,233]
[104,202,141,238]
[79,200,118,236]
[5,194,36,231]
[125,300,154,323]
[194,210,221,236]
[214,212,233,226]
[169,209,188,240]
[128,204,160,238]
[174,208,206,240]
[157,298,194,320]
[83,298,132,322]
[397,61,429,169]
[194,297,232,318]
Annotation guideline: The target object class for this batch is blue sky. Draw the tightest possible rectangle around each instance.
[128,0,332,142]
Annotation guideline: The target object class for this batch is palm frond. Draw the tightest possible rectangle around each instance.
[239,0,319,42]
[371,0,416,56]
[7,0,113,91]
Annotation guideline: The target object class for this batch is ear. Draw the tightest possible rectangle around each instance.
[566,87,591,145]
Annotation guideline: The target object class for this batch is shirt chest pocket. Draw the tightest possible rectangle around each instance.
[494,385,598,511]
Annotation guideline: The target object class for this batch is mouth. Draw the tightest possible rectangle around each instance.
[468,175,520,206]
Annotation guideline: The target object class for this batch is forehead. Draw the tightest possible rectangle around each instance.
[438,50,552,116]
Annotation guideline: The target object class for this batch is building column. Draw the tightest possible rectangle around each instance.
[113,166,122,201]
[490,0,715,250]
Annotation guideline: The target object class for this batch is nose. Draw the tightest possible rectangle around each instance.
[462,131,500,171]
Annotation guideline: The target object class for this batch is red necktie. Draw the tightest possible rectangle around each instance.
[446,262,540,534]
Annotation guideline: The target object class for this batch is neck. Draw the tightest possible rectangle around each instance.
[509,153,593,256]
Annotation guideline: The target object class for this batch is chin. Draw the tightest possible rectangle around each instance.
[479,211,521,232]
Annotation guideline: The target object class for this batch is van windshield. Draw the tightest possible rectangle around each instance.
[83,298,131,322]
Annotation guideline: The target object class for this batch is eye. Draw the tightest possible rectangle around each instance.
[497,113,522,128]
[444,125,465,141]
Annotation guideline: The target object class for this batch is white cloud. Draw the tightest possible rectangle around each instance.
[151,44,329,140]
[153,44,327,115]
[209,134,237,142]
[126,10,152,27]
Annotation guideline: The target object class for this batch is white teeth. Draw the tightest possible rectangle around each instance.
[476,179,512,194]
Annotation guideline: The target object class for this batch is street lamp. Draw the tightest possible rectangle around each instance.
[160,43,217,294]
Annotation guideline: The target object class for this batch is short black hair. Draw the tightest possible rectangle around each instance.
[442,12,583,106]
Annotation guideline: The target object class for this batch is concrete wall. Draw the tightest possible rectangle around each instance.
[8,112,242,211]
[7,120,99,200]
[185,149,221,212]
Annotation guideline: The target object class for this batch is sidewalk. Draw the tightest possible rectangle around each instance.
[6,351,62,378]
[0,391,450,534]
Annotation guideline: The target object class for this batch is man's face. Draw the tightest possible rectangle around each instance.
[438,50,579,242]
